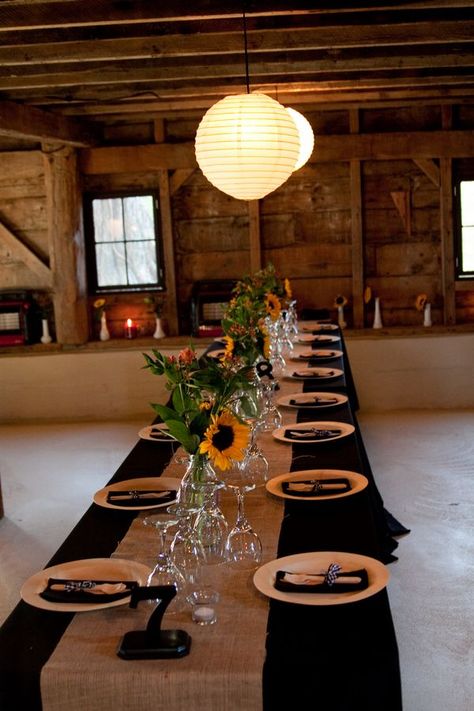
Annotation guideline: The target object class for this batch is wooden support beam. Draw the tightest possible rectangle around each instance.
[80,143,197,174]
[0,100,98,147]
[440,157,456,325]
[248,200,261,273]
[413,158,440,187]
[158,170,179,336]
[390,191,412,236]
[169,168,195,196]
[313,130,474,162]
[0,219,52,285]
[43,145,89,344]
[349,109,364,329]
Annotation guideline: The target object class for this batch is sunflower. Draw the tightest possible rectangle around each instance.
[220,335,235,360]
[334,294,348,308]
[199,411,249,471]
[284,278,292,299]
[415,293,428,311]
[93,298,106,310]
[265,292,281,321]
[363,286,372,304]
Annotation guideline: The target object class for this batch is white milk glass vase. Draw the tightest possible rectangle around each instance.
[373,297,383,329]
[99,312,110,341]
[40,318,52,344]
[423,303,432,327]
[153,315,166,339]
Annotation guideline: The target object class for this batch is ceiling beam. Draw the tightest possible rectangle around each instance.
[0,100,99,146]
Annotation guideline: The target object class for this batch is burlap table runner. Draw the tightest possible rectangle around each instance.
[40,364,308,711]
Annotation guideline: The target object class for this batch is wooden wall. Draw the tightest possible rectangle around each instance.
[1,103,474,341]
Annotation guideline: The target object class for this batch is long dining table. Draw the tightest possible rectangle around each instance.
[0,324,407,710]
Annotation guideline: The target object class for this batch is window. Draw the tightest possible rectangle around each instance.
[454,178,474,280]
[84,192,164,293]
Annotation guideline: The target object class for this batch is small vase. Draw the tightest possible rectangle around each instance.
[373,297,383,329]
[99,312,110,341]
[40,318,52,344]
[178,453,220,509]
[153,315,166,339]
[423,303,432,327]
[337,305,347,329]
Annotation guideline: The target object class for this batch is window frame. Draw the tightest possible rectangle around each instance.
[454,168,474,281]
[83,190,165,295]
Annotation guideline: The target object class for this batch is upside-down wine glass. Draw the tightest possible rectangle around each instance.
[224,460,263,569]
[143,511,186,613]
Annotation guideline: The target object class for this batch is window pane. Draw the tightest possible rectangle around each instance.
[461,225,474,272]
[123,196,155,241]
[92,198,124,242]
[96,243,127,286]
[126,241,158,284]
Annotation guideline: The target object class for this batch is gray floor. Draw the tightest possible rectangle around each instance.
[0,411,473,711]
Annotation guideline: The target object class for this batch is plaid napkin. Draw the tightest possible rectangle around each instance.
[40,578,139,603]
[288,397,339,407]
[284,428,342,440]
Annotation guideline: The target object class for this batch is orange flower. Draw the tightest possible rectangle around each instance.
[415,293,428,311]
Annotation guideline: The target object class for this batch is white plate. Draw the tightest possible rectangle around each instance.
[297,334,340,344]
[138,424,174,442]
[286,367,343,381]
[272,420,355,443]
[300,323,339,332]
[93,477,181,510]
[21,558,152,612]
[253,551,389,605]
[266,469,368,501]
[277,391,348,410]
[291,349,343,362]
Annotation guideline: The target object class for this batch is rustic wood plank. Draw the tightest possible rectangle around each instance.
[0,100,98,146]
[80,143,197,173]
[440,158,456,325]
[390,191,412,236]
[349,109,364,329]
[413,158,440,187]
[313,130,474,162]
[170,168,196,196]
[43,145,88,343]
[158,170,179,336]
[248,200,262,273]
[0,219,52,284]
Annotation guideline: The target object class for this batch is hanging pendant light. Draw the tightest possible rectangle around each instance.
[286,107,315,171]
[194,9,301,201]
[195,92,300,200]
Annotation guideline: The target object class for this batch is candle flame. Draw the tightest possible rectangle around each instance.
[126,318,133,327]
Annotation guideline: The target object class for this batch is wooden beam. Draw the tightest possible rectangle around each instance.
[313,130,474,162]
[43,145,89,344]
[0,219,52,285]
[349,109,364,329]
[413,158,440,187]
[0,100,98,146]
[248,201,262,273]
[390,191,412,236]
[440,158,456,325]
[158,170,179,336]
[80,143,197,174]
[169,168,195,196]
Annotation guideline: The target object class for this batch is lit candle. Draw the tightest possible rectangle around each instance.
[124,318,137,339]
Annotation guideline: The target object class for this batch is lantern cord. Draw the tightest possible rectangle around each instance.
[243,9,250,94]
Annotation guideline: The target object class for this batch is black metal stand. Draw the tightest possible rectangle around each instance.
[117,585,191,660]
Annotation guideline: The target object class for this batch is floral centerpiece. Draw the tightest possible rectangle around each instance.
[143,346,253,473]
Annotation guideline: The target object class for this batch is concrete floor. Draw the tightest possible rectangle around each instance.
[0,410,473,711]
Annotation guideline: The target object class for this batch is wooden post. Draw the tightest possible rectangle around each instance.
[158,169,179,335]
[350,110,364,328]
[248,200,261,273]
[440,106,456,325]
[43,145,88,344]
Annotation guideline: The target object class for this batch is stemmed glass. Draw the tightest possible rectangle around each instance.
[167,502,206,591]
[192,480,228,565]
[241,417,269,484]
[143,512,186,613]
[224,461,263,569]
[259,379,282,432]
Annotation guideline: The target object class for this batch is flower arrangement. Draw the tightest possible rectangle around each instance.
[415,293,428,312]
[93,297,107,318]
[143,346,253,470]
[334,294,348,309]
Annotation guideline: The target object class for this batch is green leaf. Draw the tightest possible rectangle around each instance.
[151,403,182,422]
[166,420,200,453]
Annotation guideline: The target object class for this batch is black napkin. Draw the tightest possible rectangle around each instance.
[288,397,339,407]
[292,370,335,378]
[282,478,351,496]
[274,567,368,594]
[284,428,342,440]
[106,489,176,507]
[40,578,139,603]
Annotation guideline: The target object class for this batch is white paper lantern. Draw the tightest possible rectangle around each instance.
[195,93,300,200]
[286,107,314,170]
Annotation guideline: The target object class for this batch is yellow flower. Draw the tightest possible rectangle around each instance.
[334,294,348,308]
[199,400,212,411]
[363,286,372,304]
[265,292,281,321]
[221,335,234,360]
[199,411,249,471]
[284,278,292,299]
[415,293,428,311]
[93,298,106,309]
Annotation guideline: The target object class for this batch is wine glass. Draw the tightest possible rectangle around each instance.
[143,512,186,613]
[224,461,262,570]
[167,502,206,590]
[192,480,228,565]
[241,418,269,484]
[259,379,282,432]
